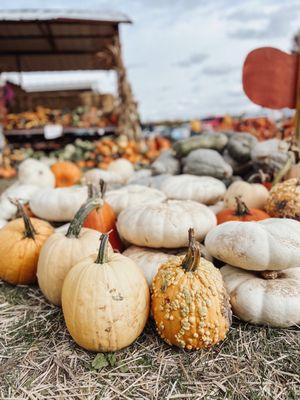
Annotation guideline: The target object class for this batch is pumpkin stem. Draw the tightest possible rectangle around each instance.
[95,233,109,264]
[9,198,36,239]
[87,182,95,199]
[66,197,103,238]
[99,179,107,198]
[260,270,279,280]
[234,197,250,216]
[182,228,201,272]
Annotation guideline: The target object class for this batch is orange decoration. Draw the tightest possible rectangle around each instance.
[51,161,82,187]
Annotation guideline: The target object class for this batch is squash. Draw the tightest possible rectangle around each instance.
[151,229,232,349]
[0,183,39,220]
[251,139,289,173]
[151,150,180,175]
[161,174,226,205]
[117,200,216,248]
[83,168,122,186]
[128,169,152,184]
[205,218,300,271]
[224,181,269,210]
[217,197,270,224]
[83,181,123,252]
[183,149,233,179]
[51,161,81,187]
[18,158,55,188]
[105,184,166,215]
[221,265,300,327]
[37,198,107,306]
[265,178,300,220]
[30,186,87,222]
[173,132,228,157]
[62,233,150,351]
[124,244,212,286]
[128,174,171,190]
[0,200,53,285]
[227,132,257,163]
[107,158,134,183]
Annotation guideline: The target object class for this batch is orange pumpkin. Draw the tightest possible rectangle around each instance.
[217,197,270,224]
[83,180,123,252]
[51,161,82,187]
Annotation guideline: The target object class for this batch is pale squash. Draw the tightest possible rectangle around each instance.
[18,158,55,188]
[224,181,269,210]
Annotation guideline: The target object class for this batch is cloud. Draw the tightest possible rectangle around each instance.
[176,53,208,68]
[202,65,238,75]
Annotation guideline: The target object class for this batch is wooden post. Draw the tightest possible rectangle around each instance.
[295,54,300,146]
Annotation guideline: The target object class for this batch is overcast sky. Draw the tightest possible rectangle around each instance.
[1,0,300,121]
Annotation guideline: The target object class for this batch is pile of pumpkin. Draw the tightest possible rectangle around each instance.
[0,133,299,353]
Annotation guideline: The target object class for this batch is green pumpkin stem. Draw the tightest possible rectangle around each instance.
[66,198,103,238]
[96,233,109,264]
[234,197,250,216]
[182,228,201,272]
[99,179,107,198]
[10,198,36,239]
[87,183,95,199]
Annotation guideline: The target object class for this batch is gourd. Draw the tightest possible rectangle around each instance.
[221,265,300,327]
[0,183,39,220]
[251,139,289,173]
[30,186,87,222]
[124,244,212,286]
[62,234,150,351]
[183,149,233,179]
[18,158,55,188]
[128,169,152,183]
[117,200,216,248]
[51,161,81,187]
[265,178,300,220]
[224,181,269,209]
[161,174,226,205]
[151,229,232,349]
[227,132,257,163]
[151,150,180,175]
[173,132,228,157]
[84,168,122,186]
[0,200,53,285]
[128,174,171,190]
[217,197,270,224]
[105,184,166,215]
[107,158,134,183]
[205,218,300,271]
[83,181,123,252]
[37,198,107,306]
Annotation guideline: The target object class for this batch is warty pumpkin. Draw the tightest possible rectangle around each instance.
[62,233,150,352]
[151,229,232,349]
[217,197,270,224]
[51,161,82,187]
[221,265,300,327]
[37,198,108,306]
[224,181,269,210]
[0,200,53,285]
[265,178,300,220]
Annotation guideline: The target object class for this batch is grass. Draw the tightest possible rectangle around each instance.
[0,281,299,400]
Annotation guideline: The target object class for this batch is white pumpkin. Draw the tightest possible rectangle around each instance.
[18,158,55,188]
[0,183,39,220]
[205,218,300,271]
[83,168,122,186]
[0,219,7,228]
[107,158,134,183]
[105,185,166,215]
[127,169,152,183]
[161,174,226,205]
[117,200,217,248]
[221,265,300,327]
[30,186,88,222]
[224,181,269,209]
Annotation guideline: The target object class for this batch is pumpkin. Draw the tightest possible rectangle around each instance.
[221,265,300,327]
[151,150,180,175]
[227,132,257,163]
[107,158,134,183]
[105,184,166,215]
[173,132,228,157]
[117,200,216,248]
[251,139,289,173]
[51,161,81,187]
[0,200,53,285]
[205,218,300,271]
[83,181,123,252]
[128,174,171,190]
[30,186,87,222]
[217,197,270,224]
[83,168,122,186]
[62,233,150,351]
[209,201,225,215]
[18,158,55,188]
[37,198,107,306]
[183,149,233,179]
[285,163,300,180]
[0,183,39,220]
[265,178,300,220]
[124,244,212,286]
[161,174,226,205]
[224,181,269,210]
[151,229,232,349]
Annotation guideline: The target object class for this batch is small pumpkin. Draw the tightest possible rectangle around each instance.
[37,198,107,306]
[84,168,122,186]
[107,158,134,183]
[224,181,269,210]
[0,183,39,220]
[173,132,228,157]
[0,200,53,285]
[151,229,232,349]
[221,265,300,327]
[62,233,150,352]
[217,197,270,224]
[51,161,82,187]
[18,158,55,188]
[265,178,300,220]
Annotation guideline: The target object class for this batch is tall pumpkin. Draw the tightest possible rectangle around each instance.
[0,200,53,285]
[152,229,232,350]
[62,234,150,352]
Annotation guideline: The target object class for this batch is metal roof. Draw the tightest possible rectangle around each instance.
[0,9,131,73]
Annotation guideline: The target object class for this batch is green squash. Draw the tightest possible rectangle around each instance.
[173,132,228,157]
[227,132,257,163]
